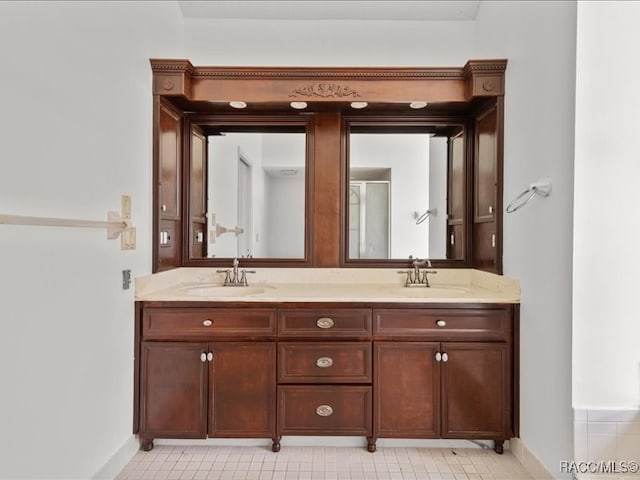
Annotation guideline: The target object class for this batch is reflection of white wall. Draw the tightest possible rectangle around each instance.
[208,133,262,257]
[429,137,447,258]
[262,133,306,168]
[350,134,430,259]
[208,133,305,258]
[266,174,306,258]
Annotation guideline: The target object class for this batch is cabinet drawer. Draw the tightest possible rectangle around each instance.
[278,309,372,338]
[277,386,371,435]
[278,342,372,384]
[142,308,277,339]
[373,307,511,340]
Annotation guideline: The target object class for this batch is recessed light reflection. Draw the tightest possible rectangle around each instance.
[290,102,307,109]
[229,101,247,109]
[409,101,428,109]
[350,102,368,109]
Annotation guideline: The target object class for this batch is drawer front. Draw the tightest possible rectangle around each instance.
[373,307,511,340]
[142,308,277,339]
[278,309,372,338]
[278,342,372,384]
[277,386,371,435]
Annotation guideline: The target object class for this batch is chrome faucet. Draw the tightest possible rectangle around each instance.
[216,257,256,286]
[398,257,437,287]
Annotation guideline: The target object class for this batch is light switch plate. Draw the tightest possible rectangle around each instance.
[121,227,136,250]
[120,194,136,250]
[121,195,131,219]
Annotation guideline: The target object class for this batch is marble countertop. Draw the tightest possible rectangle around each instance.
[135,268,520,304]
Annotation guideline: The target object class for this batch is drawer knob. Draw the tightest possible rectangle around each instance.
[200,353,207,362]
[316,405,334,417]
[316,317,335,329]
[203,319,213,327]
[436,320,447,327]
[315,357,334,368]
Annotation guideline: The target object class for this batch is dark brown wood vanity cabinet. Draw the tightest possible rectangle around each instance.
[371,306,515,454]
[136,306,278,451]
[276,308,373,452]
[134,302,517,454]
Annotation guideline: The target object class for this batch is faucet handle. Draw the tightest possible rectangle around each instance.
[239,269,256,286]
[232,257,239,268]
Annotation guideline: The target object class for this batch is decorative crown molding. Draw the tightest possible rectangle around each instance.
[289,83,360,98]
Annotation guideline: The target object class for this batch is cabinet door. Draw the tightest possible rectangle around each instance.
[441,342,509,438]
[190,126,207,259]
[140,342,208,438]
[447,131,465,260]
[209,342,276,438]
[473,102,502,273]
[374,342,440,438]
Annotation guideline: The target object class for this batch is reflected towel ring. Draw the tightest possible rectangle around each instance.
[415,208,437,225]
[505,179,552,213]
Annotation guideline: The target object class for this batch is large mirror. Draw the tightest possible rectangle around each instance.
[194,123,308,260]
[346,122,466,262]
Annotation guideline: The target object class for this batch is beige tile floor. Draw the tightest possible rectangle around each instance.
[116,445,534,480]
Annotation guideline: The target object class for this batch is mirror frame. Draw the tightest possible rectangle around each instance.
[341,116,471,268]
[183,114,315,267]
[150,59,506,272]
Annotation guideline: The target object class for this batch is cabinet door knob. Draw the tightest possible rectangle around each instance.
[442,352,449,362]
[316,405,334,417]
[436,320,446,327]
[207,352,213,362]
[200,353,207,362]
[316,357,334,368]
[435,352,442,362]
[203,319,213,327]
[316,317,335,329]
[161,204,167,212]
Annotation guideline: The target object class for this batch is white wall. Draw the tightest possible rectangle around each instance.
[0,2,183,478]
[573,1,640,408]
[475,1,577,477]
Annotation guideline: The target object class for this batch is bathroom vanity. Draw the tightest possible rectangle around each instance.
[138,59,517,454]
[134,269,519,454]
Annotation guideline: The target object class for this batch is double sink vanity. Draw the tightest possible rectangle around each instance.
[137,58,519,455]
[134,265,520,454]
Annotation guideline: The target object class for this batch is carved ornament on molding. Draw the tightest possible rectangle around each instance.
[289,83,360,98]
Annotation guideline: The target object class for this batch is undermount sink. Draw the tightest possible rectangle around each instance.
[179,284,267,297]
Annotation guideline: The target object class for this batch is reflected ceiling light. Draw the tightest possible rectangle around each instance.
[229,101,247,109]
[409,101,428,109]
[290,101,307,109]
[350,101,368,109]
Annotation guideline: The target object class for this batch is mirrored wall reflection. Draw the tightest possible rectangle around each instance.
[348,131,452,260]
[207,131,306,259]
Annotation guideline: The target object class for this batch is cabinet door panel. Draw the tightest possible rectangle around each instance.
[140,342,207,438]
[374,342,440,438]
[209,342,276,437]
[159,102,181,219]
[441,342,509,438]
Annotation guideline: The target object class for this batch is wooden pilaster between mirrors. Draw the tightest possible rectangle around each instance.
[313,112,342,266]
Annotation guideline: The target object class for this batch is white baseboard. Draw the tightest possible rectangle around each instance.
[511,437,558,479]
[92,435,138,480]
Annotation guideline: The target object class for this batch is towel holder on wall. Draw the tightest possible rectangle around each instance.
[0,195,136,249]
[505,179,552,213]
